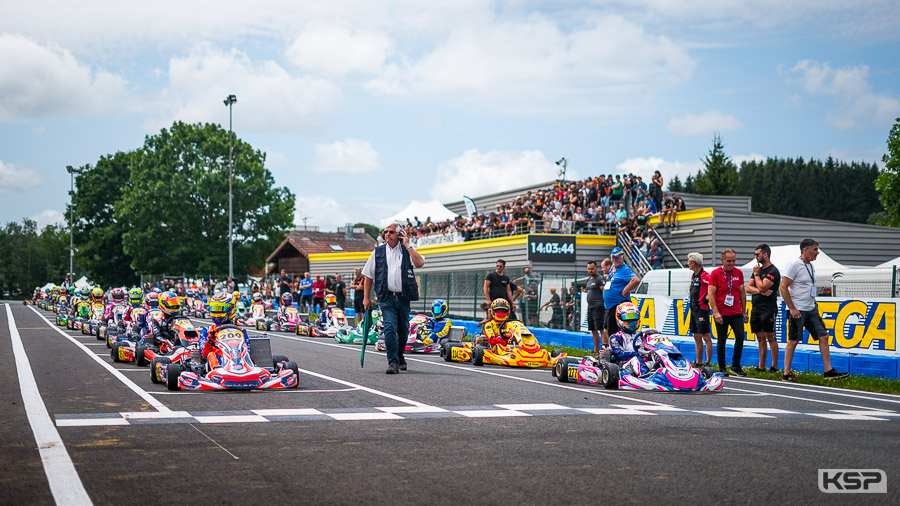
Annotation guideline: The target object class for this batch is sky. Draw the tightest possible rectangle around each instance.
[1,0,899,232]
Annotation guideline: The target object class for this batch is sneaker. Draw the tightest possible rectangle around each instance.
[399,359,408,371]
[719,367,730,378]
[386,363,399,375]
[692,361,704,368]
[729,366,747,377]
[752,366,765,372]
[823,368,849,380]
[767,367,779,373]
[782,371,796,382]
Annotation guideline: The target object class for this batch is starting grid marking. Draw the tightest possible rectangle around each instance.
[54,404,900,427]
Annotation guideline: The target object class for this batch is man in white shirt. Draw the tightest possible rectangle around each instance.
[780,238,848,381]
[362,223,425,374]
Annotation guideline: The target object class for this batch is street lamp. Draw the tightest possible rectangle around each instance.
[555,157,567,181]
[66,165,83,279]
[223,94,237,279]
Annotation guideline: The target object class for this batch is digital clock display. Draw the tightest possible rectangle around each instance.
[527,235,576,262]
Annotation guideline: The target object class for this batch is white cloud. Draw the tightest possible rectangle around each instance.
[0,160,42,193]
[429,149,558,203]
[667,111,742,136]
[789,60,900,129]
[286,25,393,76]
[28,209,65,229]
[615,157,703,185]
[732,153,766,166]
[0,34,127,122]
[294,194,395,232]
[147,43,342,133]
[367,15,695,112]
[312,138,382,174]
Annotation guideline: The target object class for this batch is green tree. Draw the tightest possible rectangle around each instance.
[683,174,695,193]
[693,134,738,195]
[354,223,379,241]
[117,121,295,275]
[667,175,683,192]
[874,118,900,226]
[71,151,139,287]
[0,220,68,296]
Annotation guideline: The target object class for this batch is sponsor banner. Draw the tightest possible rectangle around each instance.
[580,295,898,356]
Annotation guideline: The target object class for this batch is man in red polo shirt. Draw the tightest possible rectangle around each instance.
[312,275,326,312]
[707,248,747,377]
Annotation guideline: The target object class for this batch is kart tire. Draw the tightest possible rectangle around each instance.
[272,354,289,368]
[701,366,718,380]
[472,346,485,367]
[135,343,148,367]
[285,361,299,388]
[166,363,182,391]
[256,321,263,331]
[550,349,563,358]
[601,363,620,390]
[111,342,121,362]
[150,357,170,384]
[555,357,578,383]
[440,342,453,362]
[95,327,103,340]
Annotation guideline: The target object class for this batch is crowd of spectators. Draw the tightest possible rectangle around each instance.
[399,172,687,244]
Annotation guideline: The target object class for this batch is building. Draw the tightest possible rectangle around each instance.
[266,227,375,277]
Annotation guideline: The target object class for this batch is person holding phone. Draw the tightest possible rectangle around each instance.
[362,222,425,374]
[746,244,781,372]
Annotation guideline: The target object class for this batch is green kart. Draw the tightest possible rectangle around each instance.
[333,309,382,345]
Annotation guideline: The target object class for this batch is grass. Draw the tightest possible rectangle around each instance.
[542,345,900,395]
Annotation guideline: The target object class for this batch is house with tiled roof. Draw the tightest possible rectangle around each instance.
[266,227,376,276]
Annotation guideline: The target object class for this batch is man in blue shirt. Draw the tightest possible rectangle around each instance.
[298,273,314,313]
[602,247,642,348]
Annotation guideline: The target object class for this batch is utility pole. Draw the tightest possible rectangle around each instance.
[223,94,237,279]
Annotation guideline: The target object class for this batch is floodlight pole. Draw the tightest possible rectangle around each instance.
[224,94,237,279]
[556,157,567,181]
[66,165,83,278]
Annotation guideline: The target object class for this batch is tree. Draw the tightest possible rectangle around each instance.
[117,121,295,276]
[693,134,738,195]
[874,118,900,227]
[0,220,68,296]
[354,223,379,241]
[71,151,139,287]
[667,175,683,192]
[683,174,695,193]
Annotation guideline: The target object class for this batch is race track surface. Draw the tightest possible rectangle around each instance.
[2,302,898,505]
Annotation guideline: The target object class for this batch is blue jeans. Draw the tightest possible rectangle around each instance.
[379,293,410,366]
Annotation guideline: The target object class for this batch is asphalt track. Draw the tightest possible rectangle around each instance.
[2,302,898,505]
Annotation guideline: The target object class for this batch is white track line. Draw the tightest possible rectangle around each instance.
[725,377,900,406]
[726,376,900,400]
[721,384,895,411]
[297,366,432,408]
[29,307,170,413]
[7,305,93,505]
[273,333,671,407]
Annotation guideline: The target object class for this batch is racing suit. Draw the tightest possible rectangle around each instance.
[482,320,514,348]
[275,304,293,324]
[318,307,335,329]
[199,324,250,366]
[421,316,452,344]
[103,302,127,329]
[609,330,651,377]
[148,313,180,347]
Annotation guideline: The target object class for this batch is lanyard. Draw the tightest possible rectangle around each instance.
[803,261,815,284]
[724,269,733,293]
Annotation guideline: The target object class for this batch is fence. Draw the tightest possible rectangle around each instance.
[139,274,255,295]
[408,220,613,248]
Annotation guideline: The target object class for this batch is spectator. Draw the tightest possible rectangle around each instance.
[780,239,848,381]
[615,204,628,231]
[649,240,665,269]
[604,207,617,234]
[650,170,663,211]
[331,274,347,310]
[278,269,292,298]
[747,243,781,372]
[350,269,365,319]
[541,287,563,329]
[707,248,747,377]
[687,252,712,367]
[312,275,326,312]
[584,260,606,354]
[484,259,514,316]
[602,247,641,347]
[299,273,313,312]
[610,175,623,208]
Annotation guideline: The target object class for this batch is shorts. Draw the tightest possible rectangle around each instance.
[749,307,776,333]
[313,296,324,308]
[300,294,313,306]
[587,305,605,332]
[689,308,710,334]
[788,308,828,341]
[603,304,621,334]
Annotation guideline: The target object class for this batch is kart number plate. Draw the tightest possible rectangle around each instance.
[451,348,468,361]
[567,366,579,380]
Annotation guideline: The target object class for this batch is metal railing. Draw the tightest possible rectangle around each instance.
[408,219,614,247]
[649,227,684,268]
[617,230,652,277]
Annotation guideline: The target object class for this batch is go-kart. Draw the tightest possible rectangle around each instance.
[158,325,298,390]
[315,307,353,338]
[441,320,564,368]
[373,313,451,353]
[131,316,199,367]
[100,304,129,345]
[553,331,724,391]
[81,303,105,337]
[56,312,69,326]
[295,318,328,337]
[191,298,208,319]
[239,302,267,327]
[257,305,303,332]
[336,309,382,345]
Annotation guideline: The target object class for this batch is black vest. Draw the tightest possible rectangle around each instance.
[373,243,419,302]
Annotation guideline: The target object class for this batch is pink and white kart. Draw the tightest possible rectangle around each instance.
[554,332,724,392]
[102,304,130,347]
[258,306,303,332]
[375,314,441,353]
[191,298,208,319]
[242,303,268,327]
[168,326,298,390]
[316,308,353,337]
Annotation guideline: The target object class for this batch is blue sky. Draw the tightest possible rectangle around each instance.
[2,1,899,231]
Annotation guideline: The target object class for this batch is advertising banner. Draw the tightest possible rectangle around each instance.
[581,295,898,357]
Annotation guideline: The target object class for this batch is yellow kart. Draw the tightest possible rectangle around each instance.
[440,320,565,368]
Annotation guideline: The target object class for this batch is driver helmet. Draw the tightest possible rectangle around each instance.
[325,294,336,307]
[615,301,641,332]
[208,291,236,325]
[110,287,126,303]
[159,291,181,316]
[490,298,510,323]
[252,292,262,303]
[145,292,160,308]
[280,292,293,306]
[69,287,76,295]
[90,287,104,303]
[129,287,143,305]
[432,299,448,319]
